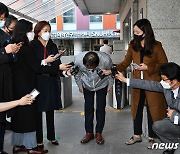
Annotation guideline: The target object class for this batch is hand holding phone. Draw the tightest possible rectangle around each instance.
[131,63,139,69]
[54,53,61,59]
[30,89,40,99]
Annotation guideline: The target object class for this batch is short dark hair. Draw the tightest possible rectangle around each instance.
[0,2,9,18]
[160,62,180,81]
[83,52,99,69]
[103,39,108,44]
[4,15,17,27]
[11,19,32,44]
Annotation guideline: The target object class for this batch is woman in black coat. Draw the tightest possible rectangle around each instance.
[30,21,64,148]
[10,19,70,154]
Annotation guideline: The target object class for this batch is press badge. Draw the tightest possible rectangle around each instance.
[174,116,179,125]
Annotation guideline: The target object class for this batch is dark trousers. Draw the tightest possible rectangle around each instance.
[36,111,55,143]
[0,122,6,151]
[133,90,156,138]
[83,87,107,134]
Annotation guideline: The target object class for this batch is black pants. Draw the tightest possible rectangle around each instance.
[83,87,107,134]
[133,90,156,138]
[0,122,6,151]
[36,111,55,143]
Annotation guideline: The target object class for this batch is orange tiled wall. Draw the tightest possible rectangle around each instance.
[57,15,63,30]
[103,14,116,29]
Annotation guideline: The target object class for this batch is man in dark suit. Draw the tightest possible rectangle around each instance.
[116,62,180,154]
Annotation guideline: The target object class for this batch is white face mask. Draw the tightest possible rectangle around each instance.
[27,32,34,41]
[41,32,50,41]
[160,80,171,89]
[0,21,5,28]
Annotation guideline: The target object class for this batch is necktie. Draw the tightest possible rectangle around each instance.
[43,46,47,59]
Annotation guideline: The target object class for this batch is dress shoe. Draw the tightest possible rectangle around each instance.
[125,135,142,145]
[27,147,48,154]
[80,133,94,144]
[95,133,104,145]
[163,149,175,154]
[0,151,8,154]
[13,145,27,153]
[37,143,44,149]
[50,140,59,145]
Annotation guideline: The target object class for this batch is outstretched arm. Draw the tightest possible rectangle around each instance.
[115,72,164,92]
[0,94,33,112]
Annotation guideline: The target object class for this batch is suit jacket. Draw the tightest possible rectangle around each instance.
[116,41,168,121]
[129,78,180,125]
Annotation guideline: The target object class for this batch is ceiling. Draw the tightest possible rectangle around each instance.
[0,0,75,22]
[72,0,121,15]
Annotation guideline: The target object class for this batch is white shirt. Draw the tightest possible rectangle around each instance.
[172,87,179,99]
[99,44,112,55]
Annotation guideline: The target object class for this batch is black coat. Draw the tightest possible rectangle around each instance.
[30,39,63,111]
[0,29,13,122]
[11,43,59,133]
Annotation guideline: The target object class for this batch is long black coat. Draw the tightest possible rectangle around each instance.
[0,29,13,122]
[11,43,59,133]
[30,39,63,111]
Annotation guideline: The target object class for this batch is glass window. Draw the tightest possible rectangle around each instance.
[116,14,120,22]
[63,8,75,23]
[50,18,56,23]
[90,15,102,22]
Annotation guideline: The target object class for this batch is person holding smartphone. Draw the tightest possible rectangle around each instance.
[0,3,22,154]
[10,19,70,154]
[104,19,168,149]
[117,19,168,149]
[30,21,67,149]
[0,95,33,112]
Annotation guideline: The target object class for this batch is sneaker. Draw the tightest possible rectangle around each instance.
[147,138,155,149]
[125,135,142,145]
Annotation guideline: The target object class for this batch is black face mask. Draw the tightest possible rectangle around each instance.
[134,34,144,42]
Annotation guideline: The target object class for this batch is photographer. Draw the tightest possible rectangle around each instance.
[74,51,114,145]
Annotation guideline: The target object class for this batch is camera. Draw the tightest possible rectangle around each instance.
[111,66,118,76]
[96,68,106,79]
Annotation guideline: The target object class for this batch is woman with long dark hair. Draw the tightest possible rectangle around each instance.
[10,19,69,154]
[116,19,168,148]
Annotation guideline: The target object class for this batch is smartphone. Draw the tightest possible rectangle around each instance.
[30,89,40,99]
[17,42,24,46]
[61,49,66,53]
[131,63,139,68]
[54,53,61,59]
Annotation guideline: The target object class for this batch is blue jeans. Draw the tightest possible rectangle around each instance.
[11,132,37,149]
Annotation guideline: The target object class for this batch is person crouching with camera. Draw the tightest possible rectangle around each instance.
[73,51,114,145]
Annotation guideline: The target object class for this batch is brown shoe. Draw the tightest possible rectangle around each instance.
[13,145,27,153]
[95,133,104,145]
[125,136,142,145]
[80,133,94,144]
